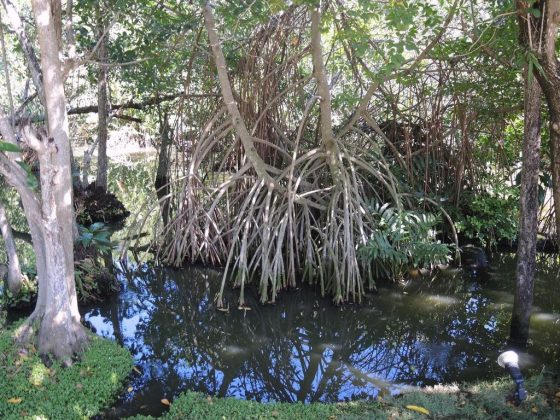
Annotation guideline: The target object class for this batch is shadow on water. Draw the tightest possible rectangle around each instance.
[78,254,560,418]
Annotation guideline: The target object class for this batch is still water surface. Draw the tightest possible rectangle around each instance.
[83,254,560,418]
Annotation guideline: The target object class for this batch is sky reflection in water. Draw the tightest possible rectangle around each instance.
[83,254,560,418]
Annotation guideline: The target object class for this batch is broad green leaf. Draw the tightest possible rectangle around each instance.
[0,141,22,153]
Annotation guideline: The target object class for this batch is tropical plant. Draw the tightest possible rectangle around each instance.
[360,204,453,280]
[78,222,115,253]
[457,183,519,249]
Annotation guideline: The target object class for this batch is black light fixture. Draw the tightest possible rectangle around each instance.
[497,351,527,403]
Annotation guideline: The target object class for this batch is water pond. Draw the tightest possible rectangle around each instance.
[82,254,560,418]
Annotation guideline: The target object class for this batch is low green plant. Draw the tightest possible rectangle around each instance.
[0,324,133,419]
[130,392,383,420]
[360,203,453,280]
[457,183,519,249]
[75,258,119,302]
[129,374,559,420]
[1,276,37,309]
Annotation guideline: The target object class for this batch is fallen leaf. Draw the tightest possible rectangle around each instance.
[161,398,170,406]
[75,383,83,390]
[133,366,142,374]
[555,391,560,398]
[531,406,538,414]
[7,397,22,404]
[271,410,279,417]
[405,405,430,416]
[127,387,133,392]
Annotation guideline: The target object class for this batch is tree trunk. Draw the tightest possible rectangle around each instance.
[95,4,109,191]
[203,3,276,189]
[155,114,172,226]
[510,75,541,344]
[310,6,341,184]
[23,0,87,361]
[0,196,22,294]
[517,0,560,242]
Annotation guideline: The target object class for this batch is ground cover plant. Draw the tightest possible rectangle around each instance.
[0,324,133,419]
[129,374,560,419]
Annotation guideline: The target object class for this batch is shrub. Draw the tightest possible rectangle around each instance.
[360,203,453,280]
[457,183,519,249]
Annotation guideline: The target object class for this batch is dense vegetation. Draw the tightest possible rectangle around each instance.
[0,0,559,417]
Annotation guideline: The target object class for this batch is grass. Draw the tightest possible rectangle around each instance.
[130,374,560,419]
[0,324,133,419]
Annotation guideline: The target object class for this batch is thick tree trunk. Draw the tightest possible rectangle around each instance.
[517,0,560,242]
[0,197,22,294]
[26,0,87,360]
[510,76,541,344]
[95,5,109,191]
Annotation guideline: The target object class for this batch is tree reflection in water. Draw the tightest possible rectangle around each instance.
[83,256,560,418]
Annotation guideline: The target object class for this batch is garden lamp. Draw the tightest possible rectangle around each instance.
[497,351,527,403]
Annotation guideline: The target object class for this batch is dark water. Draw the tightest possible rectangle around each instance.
[80,254,560,418]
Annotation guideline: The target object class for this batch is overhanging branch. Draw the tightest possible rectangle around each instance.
[67,92,219,116]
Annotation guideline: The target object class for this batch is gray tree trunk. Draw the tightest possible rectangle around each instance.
[510,75,541,344]
[310,7,341,184]
[0,197,22,294]
[95,4,109,191]
[16,0,87,361]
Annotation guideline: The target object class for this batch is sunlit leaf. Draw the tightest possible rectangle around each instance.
[405,405,430,415]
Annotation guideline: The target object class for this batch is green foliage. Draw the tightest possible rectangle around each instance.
[78,222,115,252]
[360,204,453,280]
[457,183,519,249]
[130,374,559,420]
[1,276,37,309]
[15,162,39,192]
[107,162,156,218]
[0,141,22,153]
[0,326,132,420]
[74,258,119,302]
[132,391,383,420]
